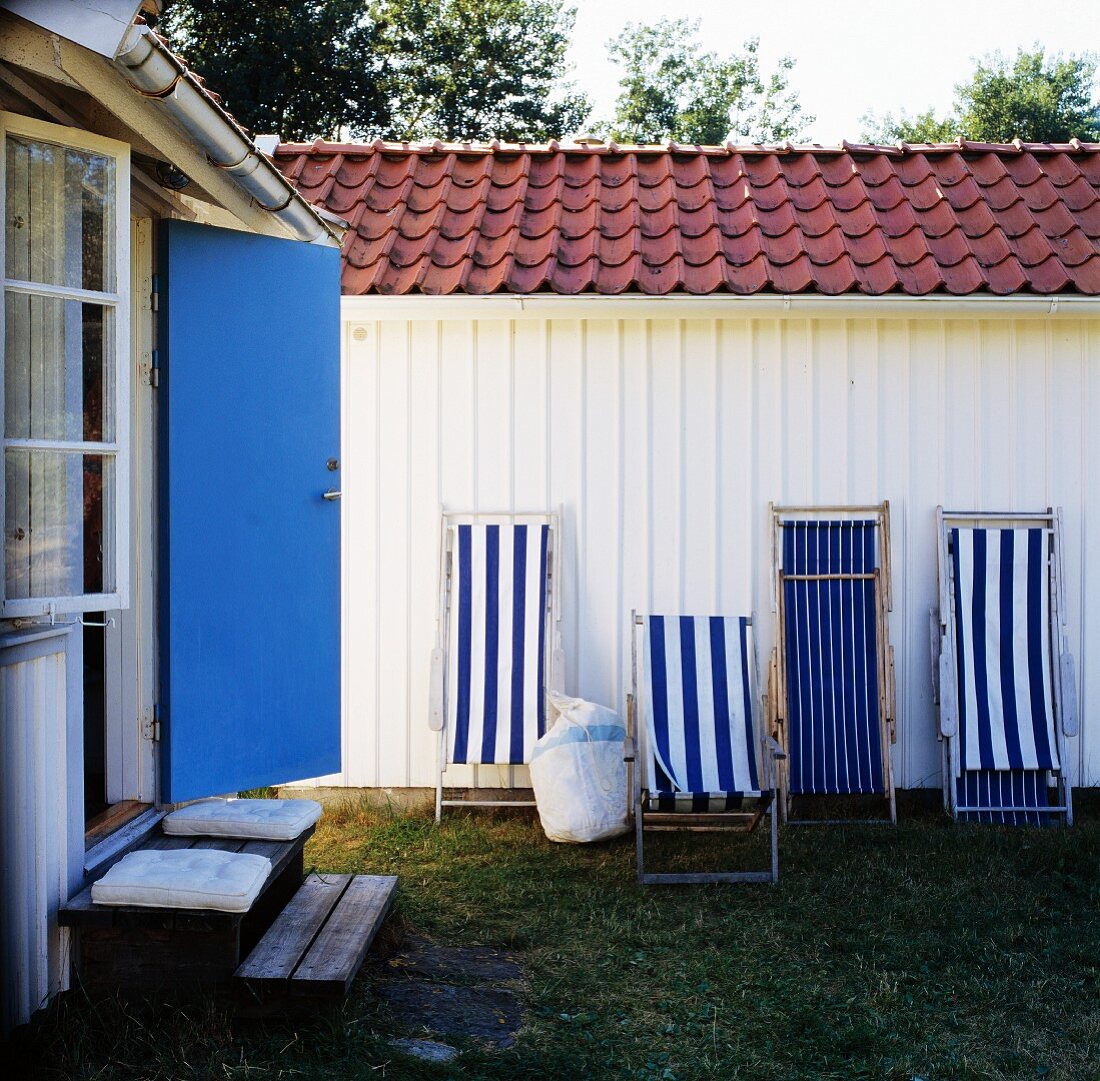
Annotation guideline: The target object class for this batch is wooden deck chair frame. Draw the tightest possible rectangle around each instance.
[430,510,563,822]
[768,502,897,825]
[625,612,784,885]
[930,506,1076,825]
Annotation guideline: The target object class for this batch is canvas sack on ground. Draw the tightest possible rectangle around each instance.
[529,693,629,843]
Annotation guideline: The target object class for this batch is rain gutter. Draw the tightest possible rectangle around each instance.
[112,23,338,245]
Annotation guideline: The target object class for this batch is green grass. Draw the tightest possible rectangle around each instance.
[11,796,1100,1081]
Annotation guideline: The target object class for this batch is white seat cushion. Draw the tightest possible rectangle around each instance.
[91,849,271,912]
[162,798,322,841]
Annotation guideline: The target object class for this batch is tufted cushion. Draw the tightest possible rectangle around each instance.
[91,849,271,912]
[162,798,322,841]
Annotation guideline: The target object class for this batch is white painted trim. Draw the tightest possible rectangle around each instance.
[0,110,131,618]
[83,807,162,878]
[0,1,143,60]
[6,440,120,454]
[105,216,155,805]
[342,293,1100,322]
[4,279,120,305]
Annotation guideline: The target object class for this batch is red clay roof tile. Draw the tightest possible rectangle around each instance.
[274,141,1100,295]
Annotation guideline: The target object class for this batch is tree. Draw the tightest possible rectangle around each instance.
[162,1,391,142]
[376,0,590,141]
[863,47,1100,143]
[600,20,810,145]
[163,0,590,143]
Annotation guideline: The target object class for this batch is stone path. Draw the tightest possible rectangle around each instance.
[371,935,525,1060]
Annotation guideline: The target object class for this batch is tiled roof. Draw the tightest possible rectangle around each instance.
[274,139,1100,296]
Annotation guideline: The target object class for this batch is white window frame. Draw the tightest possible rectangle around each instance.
[0,112,131,618]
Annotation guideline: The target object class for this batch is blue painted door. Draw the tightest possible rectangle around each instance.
[159,221,341,802]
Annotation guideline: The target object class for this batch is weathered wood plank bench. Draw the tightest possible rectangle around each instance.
[235,872,398,1015]
[59,827,314,993]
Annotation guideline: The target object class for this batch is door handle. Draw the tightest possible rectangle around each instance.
[322,489,341,501]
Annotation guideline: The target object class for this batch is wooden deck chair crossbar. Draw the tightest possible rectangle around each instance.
[931,507,1076,825]
[769,502,897,825]
[430,511,563,821]
[627,612,783,885]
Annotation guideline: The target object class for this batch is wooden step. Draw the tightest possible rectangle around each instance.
[235,873,398,1012]
[60,826,314,994]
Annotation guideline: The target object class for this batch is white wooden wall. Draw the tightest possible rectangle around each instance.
[323,311,1100,792]
[0,629,70,1031]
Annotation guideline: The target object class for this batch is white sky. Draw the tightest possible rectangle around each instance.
[566,0,1100,142]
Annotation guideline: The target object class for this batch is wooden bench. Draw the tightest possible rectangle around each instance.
[60,827,314,994]
[235,873,398,1014]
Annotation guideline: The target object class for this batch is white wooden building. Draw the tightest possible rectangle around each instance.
[274,139,1100,796]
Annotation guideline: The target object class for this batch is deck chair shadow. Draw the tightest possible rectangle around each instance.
[429,511,563,821]
[769,503,898,825]
[626,612,783,884]
[931,507,1076,825]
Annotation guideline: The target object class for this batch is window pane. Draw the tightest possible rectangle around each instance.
[5,135,115,292]
[4,294,113,442]
[5,449,114,600]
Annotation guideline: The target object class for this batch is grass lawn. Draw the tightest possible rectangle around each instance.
[11,796,1100,1081]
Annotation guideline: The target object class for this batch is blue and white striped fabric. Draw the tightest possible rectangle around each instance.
[950,528,1059,772]
[642,616,761,801]
[781,521,885,796]
[446,523,549,766]
[955,769,1052,826]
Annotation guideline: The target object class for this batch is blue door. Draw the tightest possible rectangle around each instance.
[159,221,341,802]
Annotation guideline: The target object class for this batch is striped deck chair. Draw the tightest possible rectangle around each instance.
[769,503,897,824]
[932,508,1076,825]
[626,612,783,884]
[429,512,563,821]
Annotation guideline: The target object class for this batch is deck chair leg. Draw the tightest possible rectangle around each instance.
[887,763,897,825]
[435,729,445,825]
[770,792,779,883]
[634,790,645,884]
[940,739,949,814]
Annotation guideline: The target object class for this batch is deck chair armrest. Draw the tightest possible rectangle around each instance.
[764,734,786,761]
[886,645,897,743]
[928,608,941,706]
[1060,651,1079,737]
[428,647,445,731]
[937,647,958,737]
[550,646,566,694]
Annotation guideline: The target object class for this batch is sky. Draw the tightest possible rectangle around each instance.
[565,0,1099,143]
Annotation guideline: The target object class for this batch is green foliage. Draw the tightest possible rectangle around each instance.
[163,0,589,143]
[864,46,1100,144]
[860,107,961,145]
[161,0,389,142]
[376,0,590,141]
[600,20,811,145]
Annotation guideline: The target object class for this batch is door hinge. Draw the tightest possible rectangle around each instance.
[145,705,161,743]
[150,349,160,388]
[150,274,159,313]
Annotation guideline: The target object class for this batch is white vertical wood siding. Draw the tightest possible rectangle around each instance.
[0,632,69,1030]
[332,313,1100,792]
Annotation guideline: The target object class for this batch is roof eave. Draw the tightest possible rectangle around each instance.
[341,292,1100,320]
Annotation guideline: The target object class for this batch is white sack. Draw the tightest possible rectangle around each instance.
[529,692,629,843]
